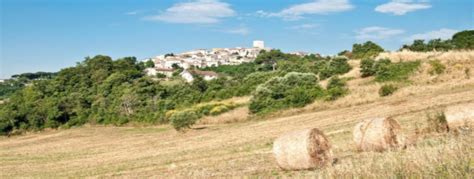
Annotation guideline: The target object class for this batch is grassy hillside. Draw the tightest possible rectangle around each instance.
[1,51,473,177]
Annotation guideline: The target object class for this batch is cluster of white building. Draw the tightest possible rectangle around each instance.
[145,41,270,82]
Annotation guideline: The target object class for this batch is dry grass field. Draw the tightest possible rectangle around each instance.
[1,51,473,177]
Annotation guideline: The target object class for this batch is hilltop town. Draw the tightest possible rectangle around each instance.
[144,41,270,82]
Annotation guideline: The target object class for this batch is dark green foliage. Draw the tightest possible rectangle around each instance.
[249,72,324,114]
[402,39,454,52]
[360,59,376,77]
[202,62,258,78]
[338,50,351,57]
[401,30,474,51]
[156,73,167,78]
[279,56,352,80]
[428,60,446,75]
[452,30,474,49]
[360,59,420,82]
[375,61,420,82]
[352,41,384,59]
[0,72,56,100]
[330,57,352,75]
[326,77,348,101]
[11,72,57,80]
[379,84,398,97]
[254,50,292,70]
[145,60,155,68]
[0,79,25,100]
[0,49,354,134]
[169,110,199,131]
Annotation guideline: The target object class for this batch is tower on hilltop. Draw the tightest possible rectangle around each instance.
[253,40,265,49]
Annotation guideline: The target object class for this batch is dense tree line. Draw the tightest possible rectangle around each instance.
[9,29,474,133]
[0,51,353,134]
[401,30,474,52]
[0,72,57,100]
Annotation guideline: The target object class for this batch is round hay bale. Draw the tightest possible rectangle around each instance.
[273,128,332,170]
[445,103,474,128]
[353,117,405,152]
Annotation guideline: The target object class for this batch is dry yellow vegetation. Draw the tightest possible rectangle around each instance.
[0,51,473,177]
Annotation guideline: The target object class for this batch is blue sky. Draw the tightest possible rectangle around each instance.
[1,0,473,78]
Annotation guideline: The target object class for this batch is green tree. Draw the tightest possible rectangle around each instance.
[145,60,155,68]
[452,30,474,49]
[249,72,324,114]
[352,41,384,59]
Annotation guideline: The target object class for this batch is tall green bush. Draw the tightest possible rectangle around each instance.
[169,110,200,131]
[375,61,420,82]
[249,72,324,114]
[326,76,348,101]
[352,41,384,59]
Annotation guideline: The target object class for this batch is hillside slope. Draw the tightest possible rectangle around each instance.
[1,51,473,177]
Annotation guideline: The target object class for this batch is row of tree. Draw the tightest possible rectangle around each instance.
[0,50,353,134]
[401,30,474,52]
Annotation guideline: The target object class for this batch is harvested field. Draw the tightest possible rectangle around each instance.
[1,52,473,177]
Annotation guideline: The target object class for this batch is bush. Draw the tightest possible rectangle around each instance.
[428,60,446,75]
[169,110,200,131]
[0,120,13,135]
[249,72,324,114]
[379,84,397,97]
[375,61,420,82]
[360,59,376,77]
[156,73,167,78]
[352,41,384,59]
[326,77,348,101]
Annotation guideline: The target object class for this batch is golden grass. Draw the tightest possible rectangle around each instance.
[1,51,473,177]
[198,107,250,125]
[377,50,474,63]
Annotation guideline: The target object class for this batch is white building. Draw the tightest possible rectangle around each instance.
[180,70,194,83]
[180,69,218,82]
[253,40,265,49]
[145,68,158,76]
[156,68,175,77]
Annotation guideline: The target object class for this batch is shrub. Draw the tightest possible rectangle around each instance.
[352,41,384,59]
[330,57,352,75]
[379,84,397,97]
[326,77,348,101]
[169,110,200,131]
[0,120,13,135]
[249,72,324,114]
[360,59,376,77]
[156,73,167,78]
[428,60,446,75]
[375,61,421,82]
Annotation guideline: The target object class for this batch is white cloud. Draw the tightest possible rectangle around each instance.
[257,0,353,20]
[404,28,458,41]
[224,26,250,35]
[375,0,431,15]
[144,0,235,24]
[356,26,405,40]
